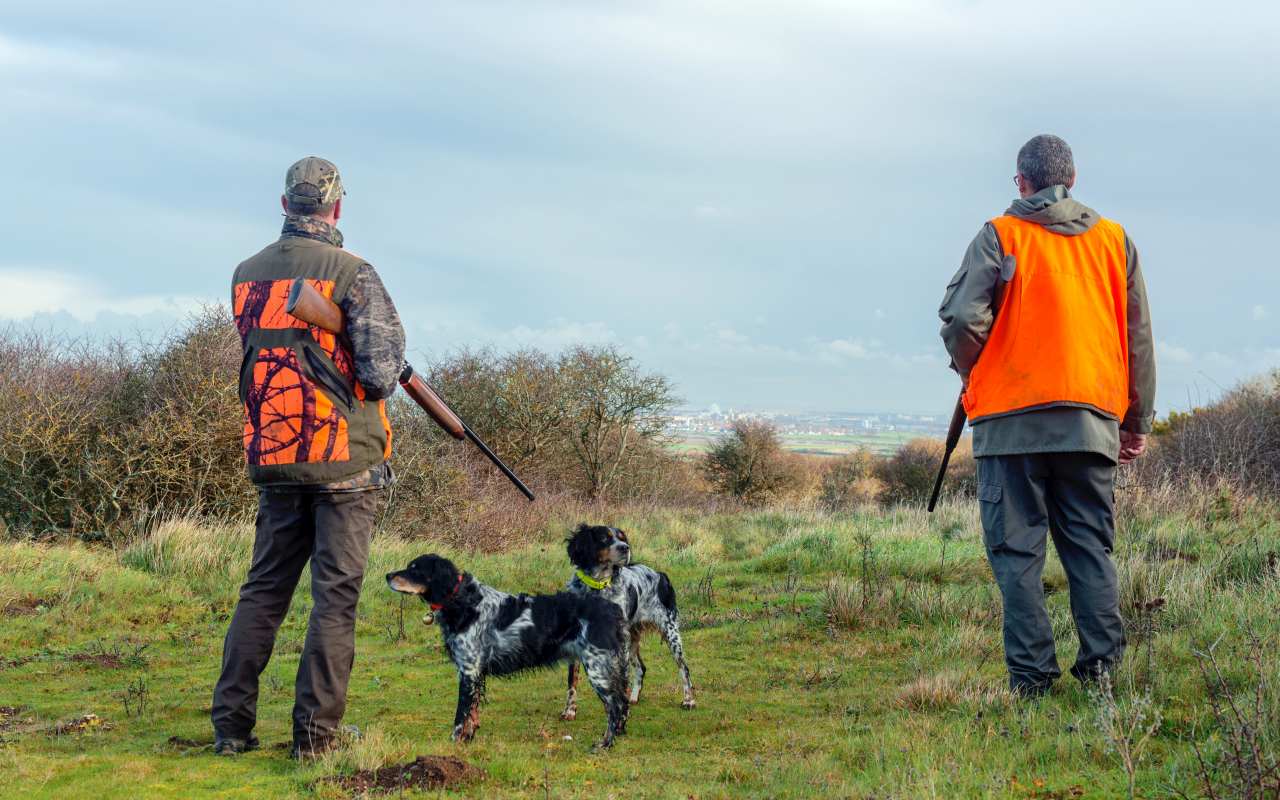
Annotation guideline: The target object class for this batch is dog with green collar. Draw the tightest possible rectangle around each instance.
[562,524,696,719]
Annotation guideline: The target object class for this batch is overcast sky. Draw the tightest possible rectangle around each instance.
[3,1,1277,415]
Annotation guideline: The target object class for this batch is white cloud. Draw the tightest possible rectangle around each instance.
[715,327,750,345]
[0,268,211,322]
[499,319,617,352]
[828,338,872,359]
[1157,340,1195,364]
[0,33,122,77]
[1253,304,1268,321]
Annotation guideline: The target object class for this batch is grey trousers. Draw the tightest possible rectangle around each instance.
[977,453,1125,692]
[212,488,379,746]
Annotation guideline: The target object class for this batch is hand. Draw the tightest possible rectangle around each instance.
[1118,431,1148,465]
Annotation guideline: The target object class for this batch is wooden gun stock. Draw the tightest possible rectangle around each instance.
[399,372,465,440]
[284,279,535,502]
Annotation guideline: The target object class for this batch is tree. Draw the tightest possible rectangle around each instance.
[820,448,884,509]
[703,419,804,506]
[428,348,573,473]
[559,345,677,500]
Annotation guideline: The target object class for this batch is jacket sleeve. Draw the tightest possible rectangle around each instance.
[340,263,406,401]
[1121,234,1156,433]
[939,223,1003,380]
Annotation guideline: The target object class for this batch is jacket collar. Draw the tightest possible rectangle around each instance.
[1005,185,1100,235]
[280,214,344,248]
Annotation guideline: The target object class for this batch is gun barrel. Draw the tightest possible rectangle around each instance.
[464,426,536,501]
[927,394,967,513]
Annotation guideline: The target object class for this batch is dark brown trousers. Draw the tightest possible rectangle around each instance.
[211,488,379,747]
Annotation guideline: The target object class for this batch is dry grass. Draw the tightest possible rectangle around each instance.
[895,670,1013,712]
[311,724,414,776]
[119,516,253,600]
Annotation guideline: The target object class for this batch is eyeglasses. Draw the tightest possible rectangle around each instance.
[1012,175,1021,188]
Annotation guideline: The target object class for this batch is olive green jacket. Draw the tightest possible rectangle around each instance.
[938,186,1156,461]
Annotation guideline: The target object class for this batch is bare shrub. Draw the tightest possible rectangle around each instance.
[0,310,251,539]
[559,345,679,500]
[703,420,810,506]
[874,438,976,507]
[426,345,682,503]
[1,315,695,547]
[820,449,883,509]
[1137,371,1280,497]
[426,347,575,480]
[1091,671,1164,800]
[1179,630,1280,800]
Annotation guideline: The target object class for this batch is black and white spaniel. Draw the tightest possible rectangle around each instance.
[387,554,631,748]
[560,524,695,721]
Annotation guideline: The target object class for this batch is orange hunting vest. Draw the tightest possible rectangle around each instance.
[962,214,1130,424]
[232,237,392,487]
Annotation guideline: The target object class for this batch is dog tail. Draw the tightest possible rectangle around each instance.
[656,572,678,615]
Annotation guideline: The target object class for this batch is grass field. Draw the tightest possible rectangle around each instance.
[671,430,919,457]
[1,495,1277,798]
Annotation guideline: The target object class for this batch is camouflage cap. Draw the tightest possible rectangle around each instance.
[284,156,345,211]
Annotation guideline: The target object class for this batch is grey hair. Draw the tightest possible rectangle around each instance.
[1016,134,1074,192]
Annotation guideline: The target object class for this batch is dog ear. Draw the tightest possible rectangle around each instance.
[566,525,599,570]
[421,555,461,603]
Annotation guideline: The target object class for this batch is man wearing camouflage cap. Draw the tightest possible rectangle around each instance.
[213,157,406,758]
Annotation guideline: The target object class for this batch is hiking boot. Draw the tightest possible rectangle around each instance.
[213,734,260,755]
[291,724,361,761]
[1010,680,1053,701]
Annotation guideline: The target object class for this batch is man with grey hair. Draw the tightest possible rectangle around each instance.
[939,134,1156,697]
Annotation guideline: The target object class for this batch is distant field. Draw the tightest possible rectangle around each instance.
[671,430,919,457]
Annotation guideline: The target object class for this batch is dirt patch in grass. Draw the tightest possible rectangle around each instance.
[324,756,483,795]
[48,713,113,736]
[166,735,210,749]
[0,705,34,737]
[0,655,35,672]
[67,652,126,669]
[2,595,53,617]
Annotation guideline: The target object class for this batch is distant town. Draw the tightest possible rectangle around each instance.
[667,405,950,457]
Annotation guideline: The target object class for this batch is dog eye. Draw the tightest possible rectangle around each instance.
[615,531,627,542]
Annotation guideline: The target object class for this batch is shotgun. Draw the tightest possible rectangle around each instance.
[927,395,967,512]
[285,279,535,502]
[927,269,1011,513]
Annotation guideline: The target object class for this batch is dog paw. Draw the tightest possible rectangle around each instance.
[559,709,577,721]
[451,726,475,743]
[681,698,697,710]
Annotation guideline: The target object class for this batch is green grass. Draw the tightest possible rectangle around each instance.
[1,498,1277,798]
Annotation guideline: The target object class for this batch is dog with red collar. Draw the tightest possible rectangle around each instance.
[386,554,631,748]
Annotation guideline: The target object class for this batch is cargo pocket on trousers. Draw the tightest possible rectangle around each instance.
[978,482,1004,551]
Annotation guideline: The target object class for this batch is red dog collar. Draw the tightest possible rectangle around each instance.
[430,574,465,611]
